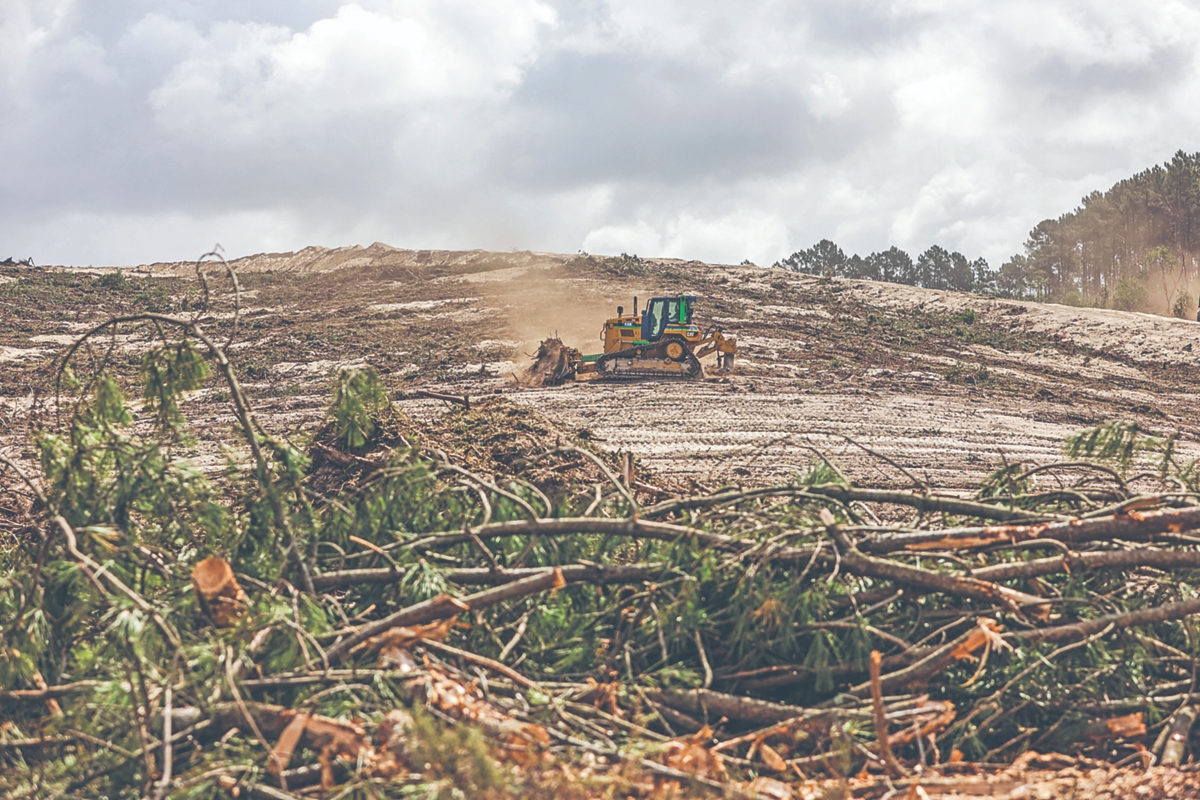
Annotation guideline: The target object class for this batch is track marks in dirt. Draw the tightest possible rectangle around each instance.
[12,247,1200,491]
[459,376,1200,489]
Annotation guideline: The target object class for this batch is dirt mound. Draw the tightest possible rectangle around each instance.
[305,396,662,502]
[307,409,413,496]
[133,243,569,277]
[396,397,632,494]
[516,338,576,387]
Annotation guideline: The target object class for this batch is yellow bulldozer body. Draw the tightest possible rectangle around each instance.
[568,294,736,381]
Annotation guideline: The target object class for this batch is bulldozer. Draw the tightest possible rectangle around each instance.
[524,295,736,384]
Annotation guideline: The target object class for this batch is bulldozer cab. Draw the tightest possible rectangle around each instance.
[641,295,695,342]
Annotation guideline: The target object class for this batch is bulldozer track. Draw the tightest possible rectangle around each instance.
[595,337,704,380]
[595,368,701,381]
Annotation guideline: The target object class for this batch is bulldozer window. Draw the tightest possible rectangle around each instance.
[644,298,667,341]
[667,298,681,324]
[666,297,691,324]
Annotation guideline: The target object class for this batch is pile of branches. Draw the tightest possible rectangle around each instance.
[5,308,1200,798]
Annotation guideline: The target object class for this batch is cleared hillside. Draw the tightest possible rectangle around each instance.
[6,243,1200,488]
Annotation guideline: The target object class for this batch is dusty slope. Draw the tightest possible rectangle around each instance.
[380,248,1200,488]
[6,244,1200,490]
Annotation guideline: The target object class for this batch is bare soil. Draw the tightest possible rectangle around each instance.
[5,244,1200,491]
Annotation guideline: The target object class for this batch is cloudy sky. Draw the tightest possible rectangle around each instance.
[4,1,1200,268]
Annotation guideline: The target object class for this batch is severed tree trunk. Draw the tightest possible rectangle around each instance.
[1160,706,1198,767]
[191,557,247,627]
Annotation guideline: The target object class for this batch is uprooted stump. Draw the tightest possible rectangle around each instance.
[516,337,574,387]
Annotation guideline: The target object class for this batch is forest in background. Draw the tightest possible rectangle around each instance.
[777,150,1200,317]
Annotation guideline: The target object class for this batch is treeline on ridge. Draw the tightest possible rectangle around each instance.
[774,240,995,295]
[777,149,1200,318]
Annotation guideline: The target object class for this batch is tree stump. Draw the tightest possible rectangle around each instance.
[191,557,247,627]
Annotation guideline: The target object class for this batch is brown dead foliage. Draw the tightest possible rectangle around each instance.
[353,613,464,665]
[656,726,726,793]
[408,661,552,767]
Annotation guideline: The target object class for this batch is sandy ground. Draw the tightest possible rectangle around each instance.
[385,250,1200,489]
[491,381,1088,488]
[7,244,1200,492]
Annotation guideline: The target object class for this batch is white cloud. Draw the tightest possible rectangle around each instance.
[0,1,65,85]
[149,1,555,142]
[661,212,790,266]
[582,221,662,258]
[581,209,790,267]
[14,207,307,268]
[807,72,849,119]
[4,0,1200,270]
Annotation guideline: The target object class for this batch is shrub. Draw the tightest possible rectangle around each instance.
[1173,291,1194,319]
[1059,291,1086,307]
[93,270,127,290]
[330,366,390,449]
[1111,276,1147,311]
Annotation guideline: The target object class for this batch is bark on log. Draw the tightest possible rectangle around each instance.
[1160,705,1198,767]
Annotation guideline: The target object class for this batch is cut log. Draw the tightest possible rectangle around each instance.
[1160,705,1198,767]
[191,557,248,627]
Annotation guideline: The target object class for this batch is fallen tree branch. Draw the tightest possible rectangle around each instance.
[642,484,1052,522]
[1158,705,1198,767]
[402,517,736,553]
[870,650,905,778]
[410,389,471,410]
[323,568,566,662]
[311,561,665,591]
[844,629,976,698]
[969,547,1200,582]
[420,639,536,689]
[239,669,426,691]
[0,680,103,703]
[56,312,315,592]
[645,687,834,729]
[821,509,1047,611]
[1014,595,1200,647]
[858,505,1200,555]
[0,736,78,752]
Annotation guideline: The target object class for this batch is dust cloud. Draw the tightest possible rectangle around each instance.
[489,268,649,362]
[1144,270,1200,320]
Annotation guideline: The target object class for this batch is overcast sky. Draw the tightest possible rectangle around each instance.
[4,1,1200,268]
